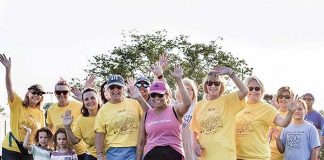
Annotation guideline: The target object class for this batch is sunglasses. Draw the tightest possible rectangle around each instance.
[150,93,164,98]
[248,87,261,91]
[278,95,291,99]
[108,85,122,90]
[55,90,69,95]
[303,97,313,101]
[206,81,222,86]
[31,91,43,96]
[135,82,149,88]
[297,107,304,111]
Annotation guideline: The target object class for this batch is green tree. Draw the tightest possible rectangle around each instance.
[81,30,253,91]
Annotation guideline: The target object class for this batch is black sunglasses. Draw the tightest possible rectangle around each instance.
[206,81,222,86]
[278,95,291,99]
[108,85,122,90]
[150,93,164,98]
[248,87,261,91]
[303,97,313,101]
[55,90,69,95]
[31,91,43,96]
[135,82,149,88]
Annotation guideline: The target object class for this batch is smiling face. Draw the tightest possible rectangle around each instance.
[293,101,307,120]
[27,89,43,105]
[82,91,99,112]
[247,79,262,103]
[150,92,167,108]
[108,85,124,103]
[55,85,70,103]
[277,91,291,108]
[204,76,223,99]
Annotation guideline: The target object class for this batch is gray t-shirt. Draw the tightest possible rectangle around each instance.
[280,122,320,160]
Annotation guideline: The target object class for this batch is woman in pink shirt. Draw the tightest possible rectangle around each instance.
[136,64,192,160]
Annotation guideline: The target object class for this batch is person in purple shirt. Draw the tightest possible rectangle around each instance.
[302,93,324,132]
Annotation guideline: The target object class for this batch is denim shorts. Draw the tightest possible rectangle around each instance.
[106,147,136,160]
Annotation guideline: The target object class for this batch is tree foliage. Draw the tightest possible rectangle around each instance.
[77,30,253,91]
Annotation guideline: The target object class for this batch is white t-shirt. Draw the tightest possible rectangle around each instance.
[29,144,51,160]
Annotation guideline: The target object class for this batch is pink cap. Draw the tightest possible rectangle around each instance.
[150,81,167,94]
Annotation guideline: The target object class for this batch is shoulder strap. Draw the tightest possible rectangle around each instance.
[172,107,179,120]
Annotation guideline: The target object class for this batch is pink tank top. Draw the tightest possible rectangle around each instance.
[144,106,184,157]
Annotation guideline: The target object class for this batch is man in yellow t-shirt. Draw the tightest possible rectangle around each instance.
[94,74,143,160]
[46,80,86,159]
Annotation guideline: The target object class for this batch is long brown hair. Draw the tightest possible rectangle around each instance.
[22,93,44,109]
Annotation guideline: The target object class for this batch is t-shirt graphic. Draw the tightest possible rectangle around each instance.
[236,111,254,135]
[112,109,137,135]
[200,109,223,135]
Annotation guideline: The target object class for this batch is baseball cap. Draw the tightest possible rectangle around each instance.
[150,81,167,94]
[135,75,150,85]
[28,84,46,94]
[107,74,125,87]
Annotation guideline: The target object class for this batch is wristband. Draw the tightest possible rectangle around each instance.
[158,75,163,79]
[97,152,103,155]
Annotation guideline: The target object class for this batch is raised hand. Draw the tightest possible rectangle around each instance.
[271,94,279,109]
[209,66,232,76]
[85,75,96,88]
[159,53,169,69]
[171,64,183,80]
[287,95,299,113]
[128,85,142,99]
[71,86,82,101]
[22,125,32,135]
[272,128,281,140]
[62,110,73,126]
[0,54,11,69]
[150,62,163,77]
[126,77,135,88]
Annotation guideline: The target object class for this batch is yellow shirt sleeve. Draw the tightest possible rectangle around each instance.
[94,109,106,133]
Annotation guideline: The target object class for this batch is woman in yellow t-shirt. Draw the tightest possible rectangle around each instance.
[235,76,297,160]
[269,86,295,160]
[94,74,149,160]
[190,66,248,160]
[0,54,46,160]
[63,88,101,160]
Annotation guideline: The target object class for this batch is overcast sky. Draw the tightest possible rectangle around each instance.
[1,0,324,112]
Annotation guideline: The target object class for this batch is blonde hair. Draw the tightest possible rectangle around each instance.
[202,72,225,95]
[175,78,198,103]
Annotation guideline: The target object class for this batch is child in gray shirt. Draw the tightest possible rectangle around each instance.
[275,98,320,160]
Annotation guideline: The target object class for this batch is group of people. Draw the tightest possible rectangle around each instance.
[0,53,323,160]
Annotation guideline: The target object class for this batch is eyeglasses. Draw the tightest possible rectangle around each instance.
[31,91,43,96]
[206,81,222,86]
[55,90,69,95]
[248,87,261,91]
[150,93,164,98]
[108,85,122,90]
[303,97,313,101]
[278,95,291,99]
[135,82,149,88]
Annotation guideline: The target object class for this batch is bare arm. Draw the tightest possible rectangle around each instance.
[273,112,293,127]
[310,147,320,160]
[136,114,146,160]
[0,54,14,102]
[276,138,285,154]
[22,127,32,151]
[209,66,248,100]
[127,78,151,112]
[62,110,81,144]
[96,132,105,160]
[193,131,204,157]
[229,72,248,100]
[274,96,298,127]
[173,64,191,118]
[64,125,80,145]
